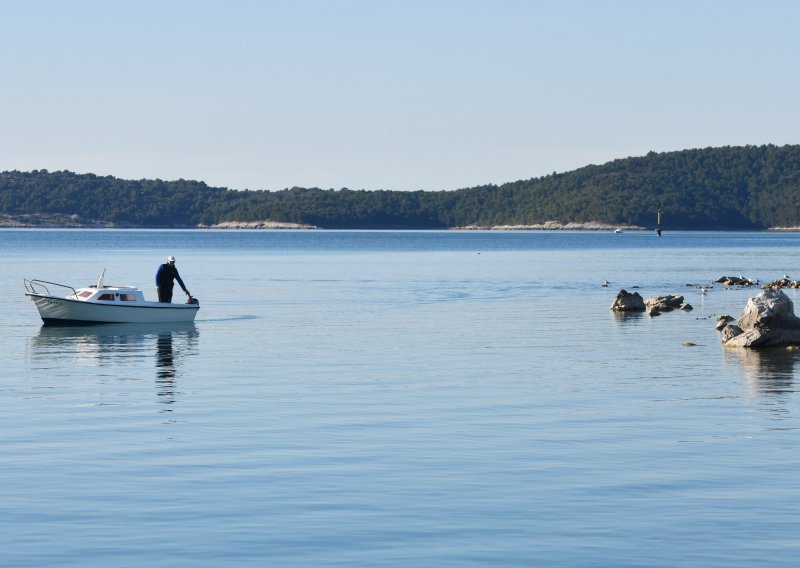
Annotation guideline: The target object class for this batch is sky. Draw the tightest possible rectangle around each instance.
[2,0,799,192]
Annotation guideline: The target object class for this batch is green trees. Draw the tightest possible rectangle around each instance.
[2,145,800,229]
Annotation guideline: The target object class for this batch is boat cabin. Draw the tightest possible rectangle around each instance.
[72,285,146,304]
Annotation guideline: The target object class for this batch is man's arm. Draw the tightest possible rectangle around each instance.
[174,270,188,293]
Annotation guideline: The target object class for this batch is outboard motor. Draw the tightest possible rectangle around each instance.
[186,296,199,305]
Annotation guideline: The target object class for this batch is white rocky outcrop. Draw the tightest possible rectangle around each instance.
[460,221,644,231]
[722,287,800,348]
[206,220,317,229]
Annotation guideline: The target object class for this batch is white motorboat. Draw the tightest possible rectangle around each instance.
[24,271,199,325]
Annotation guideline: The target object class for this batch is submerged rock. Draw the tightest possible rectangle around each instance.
[610,290,646,312]
[722,288,800,348]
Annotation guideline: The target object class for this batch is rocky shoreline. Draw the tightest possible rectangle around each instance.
[0,214,318,229]
[458,221,645,231]
[0,215,641,230]
[0,213,115,228]
[200,221,318,230]
[2,213,799,232]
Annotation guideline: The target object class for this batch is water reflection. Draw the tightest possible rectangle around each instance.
[29,323,199,408]
[611,311,645,324]
[725,347,797,397]
[156,330,178,406]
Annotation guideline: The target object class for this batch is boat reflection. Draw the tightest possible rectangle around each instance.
[29,323,199,408]
[724,347,797,397]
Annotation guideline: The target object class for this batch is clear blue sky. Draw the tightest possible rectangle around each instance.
[2,1,798,191]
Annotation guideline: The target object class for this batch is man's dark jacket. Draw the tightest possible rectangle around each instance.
[155,263,187,292]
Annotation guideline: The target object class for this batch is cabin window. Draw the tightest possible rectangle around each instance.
[98,293,115,301]
[119,294,136,302]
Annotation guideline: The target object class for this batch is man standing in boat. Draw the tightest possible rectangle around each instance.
[156,256,190,303]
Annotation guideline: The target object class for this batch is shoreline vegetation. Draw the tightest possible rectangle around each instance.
[0,214,646,231]
[4,145,800,230]
[3,213,798,231]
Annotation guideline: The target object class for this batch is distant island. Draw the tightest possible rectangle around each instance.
[2,144,800,230]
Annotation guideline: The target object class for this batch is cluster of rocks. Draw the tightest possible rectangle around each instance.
[714,275,758,287]
[714,274,800,290]
[609,290,692,315]
[611,276,800,349]
[718,287,800,348]
[761,277,800,289]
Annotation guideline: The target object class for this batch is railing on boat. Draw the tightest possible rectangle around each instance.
[24,279,78,298]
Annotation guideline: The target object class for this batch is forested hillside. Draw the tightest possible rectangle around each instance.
[2,144,799,229]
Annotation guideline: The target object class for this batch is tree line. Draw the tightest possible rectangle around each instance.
[2,144,800,229]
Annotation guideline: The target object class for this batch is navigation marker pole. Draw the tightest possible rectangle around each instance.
[656,207,662,237]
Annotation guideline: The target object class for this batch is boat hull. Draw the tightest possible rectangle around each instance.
[27,293,199,325]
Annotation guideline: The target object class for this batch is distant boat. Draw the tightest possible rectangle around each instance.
[614,228,623,234]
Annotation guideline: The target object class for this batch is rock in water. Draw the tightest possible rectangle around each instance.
[610,290,646,312]
[716,315,734,330]
[721,325,743,343]
[644,295,684,311]
[722,288,800,348]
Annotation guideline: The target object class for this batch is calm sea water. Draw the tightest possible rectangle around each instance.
[1,229,799,567]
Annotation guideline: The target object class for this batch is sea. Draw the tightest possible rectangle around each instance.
[1,229,799,567]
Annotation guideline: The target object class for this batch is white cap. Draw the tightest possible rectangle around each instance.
[167,256,176,262]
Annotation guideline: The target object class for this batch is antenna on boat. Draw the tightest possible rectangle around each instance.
[97,268,106,289]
